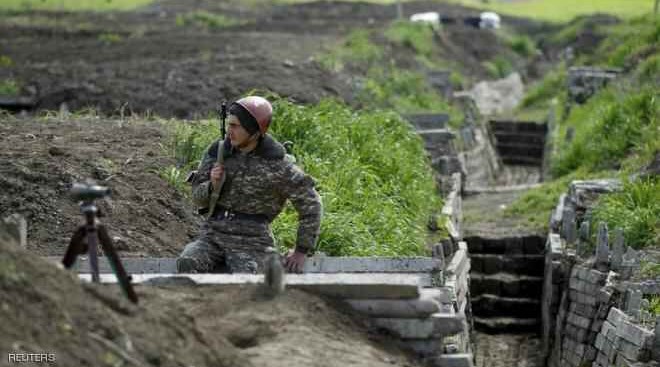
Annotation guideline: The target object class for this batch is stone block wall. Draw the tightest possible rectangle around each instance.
[541,180,659,367]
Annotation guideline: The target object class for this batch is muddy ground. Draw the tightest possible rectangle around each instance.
[0,0,556,118]
[0,233,422,367]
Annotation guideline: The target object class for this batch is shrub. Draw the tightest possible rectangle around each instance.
[384,20,436,57]
[165,97,442,256]
[98,33,121,44]
[482,56,514,79]
[521,66,566,108]
[318,29,382,71]
[175,11,239,29]
[0,56,12,67]
[508,35,536,57]
[591,178,660,249]
[0,80,19,96]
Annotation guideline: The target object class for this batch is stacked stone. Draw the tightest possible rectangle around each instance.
[556,265,610,366]
[567,66,620,105]
[593,308,656,367]
[541,233,563,360]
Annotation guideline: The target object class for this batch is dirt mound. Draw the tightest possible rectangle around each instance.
[0,114,200,256]
[0,231,420,367]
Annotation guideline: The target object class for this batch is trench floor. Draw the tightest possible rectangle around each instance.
[474,332,543,367]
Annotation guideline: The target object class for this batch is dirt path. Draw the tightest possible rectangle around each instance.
[474,332,543,367]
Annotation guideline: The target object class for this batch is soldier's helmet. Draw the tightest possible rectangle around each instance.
[234,96,273,135]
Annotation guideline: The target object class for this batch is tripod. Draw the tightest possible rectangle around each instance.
[62,183,138,304]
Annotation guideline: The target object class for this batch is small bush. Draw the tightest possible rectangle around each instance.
[591,178,660,249]
[165,97,442,256]
[98,33,121,44]
[176,11,239,29]
[521,66,566,108]
[384,20,436,57]
[508,35,536,57]
[0,79,19,96]
[0,56,12,67]
[318,29,382,71]
[482,56,514,79]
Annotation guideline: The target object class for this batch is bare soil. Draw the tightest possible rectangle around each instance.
[0,115,199,257]
[0,233,421,367]
[0,0,550,118]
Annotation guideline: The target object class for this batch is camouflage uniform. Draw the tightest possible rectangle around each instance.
[177,135,322,273]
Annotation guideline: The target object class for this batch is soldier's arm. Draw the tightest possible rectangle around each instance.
[190,141,219,208]
[278,162,322,254]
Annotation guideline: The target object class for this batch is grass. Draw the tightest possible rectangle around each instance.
[164,97,442,256]
[445,0,655,22]
[482,56,514,78]
[98,32,122,44]
[318,29,382,72]
[591,178,660,249]
[0,80,19,96]
[384,20,436,57]
[175,11,241,29]
[504,168,602,232]
[0,0,154,11]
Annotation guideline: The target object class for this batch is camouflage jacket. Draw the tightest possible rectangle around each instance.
[191,135,322,254]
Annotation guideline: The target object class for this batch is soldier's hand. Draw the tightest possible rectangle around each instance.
[210,164,224,189]
[284,249,306,274]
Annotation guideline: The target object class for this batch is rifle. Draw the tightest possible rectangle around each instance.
[206,101,227,219]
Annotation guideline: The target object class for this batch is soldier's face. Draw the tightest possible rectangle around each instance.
[227,114,254,148]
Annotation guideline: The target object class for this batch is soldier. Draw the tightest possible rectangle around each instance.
[176,96,322,274]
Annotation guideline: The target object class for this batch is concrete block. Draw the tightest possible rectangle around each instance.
[80,273,423,299]
[372,312,465,339]
[346,298,440,318]
[618,338,649,362]
[567,312,592,329]
[607,307,629,328]
[617,319,654,347]
[426,354,474,367]
[303,256,443,273]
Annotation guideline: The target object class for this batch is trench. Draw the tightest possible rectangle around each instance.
[460,119,550,367]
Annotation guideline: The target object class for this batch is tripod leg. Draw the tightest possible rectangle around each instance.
[62,226,87,269]
[98,225,138,304]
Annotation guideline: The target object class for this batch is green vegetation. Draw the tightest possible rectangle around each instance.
[0,80,19,96]
[552,87,658,176]
[318,29,382,72]
[319,26,463,127]
[650,296,660,316]
[520,66,567,109]
[98,33,122,44]
[358,66,462,124]
[175,11,241,29]
[384,20,436,57]
[508,14,659,243]
[482,56,514,79]
[0,56,13,67]
[165,97,441,256]
[591,179,659,249]
[445,0,655,22]
[594,14,659,68]
[0,0,153,11]
[507,35,537,58]
[505,168,600,231]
